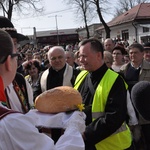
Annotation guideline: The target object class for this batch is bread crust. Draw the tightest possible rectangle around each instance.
[35,86,82,113]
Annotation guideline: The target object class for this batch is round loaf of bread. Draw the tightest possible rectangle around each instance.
[35,86,82,113]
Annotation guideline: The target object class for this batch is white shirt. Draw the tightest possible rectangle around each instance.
[112,64,123,72]
[0,109,85,150]
[126,91,138,126]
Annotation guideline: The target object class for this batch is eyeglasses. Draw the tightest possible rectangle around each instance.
[0,53,20,64]
[11,53,20,59]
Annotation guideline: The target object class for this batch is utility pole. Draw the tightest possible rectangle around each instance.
[55,15,59,45]
[33,27,37,48]
[48,15,62,45]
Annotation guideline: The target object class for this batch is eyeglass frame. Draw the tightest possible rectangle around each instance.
[0,53,20,64]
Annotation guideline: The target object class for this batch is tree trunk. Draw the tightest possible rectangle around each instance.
[83,13,90,38]
[96,1,111,38]
[8,0,13,20]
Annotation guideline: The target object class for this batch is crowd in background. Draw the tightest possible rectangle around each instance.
[17,38,150,79]
[15,38,150,150]
[16,39,150,104]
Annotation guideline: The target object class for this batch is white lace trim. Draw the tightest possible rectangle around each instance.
[1,27,17,31]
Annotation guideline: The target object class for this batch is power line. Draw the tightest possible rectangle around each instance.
[16,8,73,20]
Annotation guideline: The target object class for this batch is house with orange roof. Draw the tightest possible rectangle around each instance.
[96,3,150,45]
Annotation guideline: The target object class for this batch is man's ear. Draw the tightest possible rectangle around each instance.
[97,51,102,59]
[5,55,12,71]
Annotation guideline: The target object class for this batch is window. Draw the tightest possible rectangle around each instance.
[122,30,129,40]
[143,27,149,33]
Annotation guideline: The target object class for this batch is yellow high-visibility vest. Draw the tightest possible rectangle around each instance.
[74,69,132,150]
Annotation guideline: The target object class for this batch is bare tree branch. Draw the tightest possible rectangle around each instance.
[0,0,44,20]
[64,0,93,38]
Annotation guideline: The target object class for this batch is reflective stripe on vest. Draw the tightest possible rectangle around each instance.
[92,112,127,134]
[113,123,127,135]
[92,112,105,118]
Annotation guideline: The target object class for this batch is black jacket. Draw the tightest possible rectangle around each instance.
[78,64,127,149]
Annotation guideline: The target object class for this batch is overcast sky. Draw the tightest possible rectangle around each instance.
[11,0,116,35]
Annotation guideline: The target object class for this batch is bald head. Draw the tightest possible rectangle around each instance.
[104,38,115,53]
[48,46,66,71]
[48,46,65,55]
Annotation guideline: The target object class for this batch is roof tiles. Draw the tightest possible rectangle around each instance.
[98,3,150,29]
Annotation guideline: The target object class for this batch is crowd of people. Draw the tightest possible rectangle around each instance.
[0,16,150,150]
[98,38,150,150]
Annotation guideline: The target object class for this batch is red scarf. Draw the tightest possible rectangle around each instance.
[0,76,6,102]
